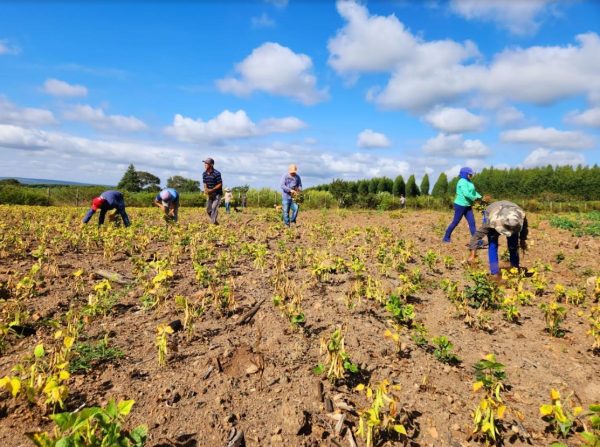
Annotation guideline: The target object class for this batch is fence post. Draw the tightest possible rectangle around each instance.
[47,187,50,204]
[76,188,79,207]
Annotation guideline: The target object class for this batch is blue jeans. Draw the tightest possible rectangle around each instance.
[444,204,476,241]
[488,232,520,274]
[225,202,231,214]
[282,198,298,226]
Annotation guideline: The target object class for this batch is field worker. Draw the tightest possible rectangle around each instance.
[202,157,222,225]
[281,164,302,227]
[400,194,406,209]
[443,167,483,242]
[241,193,247,209]
[467,201,528,278]
[83,190,130,227]
[154,188,179,222]
[224,188,233,214]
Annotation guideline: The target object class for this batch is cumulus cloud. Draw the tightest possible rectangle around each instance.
[0,39,20,55]
[523,147,585,167]
[63,105,147,132]
[0,124,51,150]
[43,78,88,97]
[565,107,600,128]
[495,106,525,127]
[501,126,594,150]
[422,133,491,158]
[251,13,275,28]
[356,129,391,148]
[216,42,328,105]
[164,109,307,143]
[328,2,600,113]
[0,96,57,126]
[449,0,559,36]
[423,107,484,133]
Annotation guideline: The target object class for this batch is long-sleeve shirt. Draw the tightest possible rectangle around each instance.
[224,192,233,203]
[454,178,482,206]
[280,173,302,200]
[83,190,130,226]
[468,201,528,249]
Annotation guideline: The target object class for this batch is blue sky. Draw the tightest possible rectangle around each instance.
[1,0,599,189]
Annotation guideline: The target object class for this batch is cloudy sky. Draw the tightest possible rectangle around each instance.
[1,0,599,188]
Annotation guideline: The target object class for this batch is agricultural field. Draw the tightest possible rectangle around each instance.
[0,205,599,447]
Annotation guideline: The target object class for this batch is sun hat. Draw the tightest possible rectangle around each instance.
[160,190,171,201]
[288,164,298,173]
[91,197,105,211]
[203,157,215,165]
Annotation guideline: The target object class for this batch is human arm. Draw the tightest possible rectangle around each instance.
[458,179,482,203]
[519,217,529,251]
[280,175,292,194]
[82,208,95,224]
[98,208,108,225]
[296,175,302,192]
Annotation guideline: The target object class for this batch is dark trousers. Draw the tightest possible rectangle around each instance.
[488,232,520,274]
[444,204,476,241]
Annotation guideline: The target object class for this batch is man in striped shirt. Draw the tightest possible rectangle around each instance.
[202,157,222,225]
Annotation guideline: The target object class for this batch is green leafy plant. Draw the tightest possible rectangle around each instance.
[318,326,359,381]
[410,322,429,348]
[26,399,147,447]
[385,294,415,326]
[465,271,502,309]
[431,335,460,364]
[70,335,123,373]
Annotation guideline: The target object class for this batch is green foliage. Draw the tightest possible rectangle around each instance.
[69,336,123,373]
[392,175,405,197]
[166,175,201,192]
[117,164,141,192]
[0,185,50,205]
[431,336,460,364]
[464,271,502,309]
[420,174,430,196]
[27,399,147,447]
[405,175,420,197]
[431,172,449,197]
[385,295,415,326]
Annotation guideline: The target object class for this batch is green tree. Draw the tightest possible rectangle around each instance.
[368,178,379,194]
[330,179,354,207]
[420,174,430,195]
[392,175,405,197]
[406,175,420,197]
[117,164,141,192]
[431,173,448,197]
[166,175,201,192]
[137,171,160,191]
[357,180,369,195]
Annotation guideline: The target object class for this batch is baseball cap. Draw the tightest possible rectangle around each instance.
[160,190,171,201]
[91,197,105,211]
[288,164,298,173]
[203,158,215,165]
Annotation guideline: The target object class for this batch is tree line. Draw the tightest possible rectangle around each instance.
[309,165,600,207]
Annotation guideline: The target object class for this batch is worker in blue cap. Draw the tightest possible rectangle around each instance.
[443,167,483,242]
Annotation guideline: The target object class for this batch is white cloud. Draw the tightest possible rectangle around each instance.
[565,107,600,128]
[216,42,328,105]
[43,78,88,97]
[0,124,51,150]
[0,39,20,55]
[63,105,147,132]
[356,129,391,148]
[495,106,525,126]
[328,2,600,113]
[423,107,484,133]
[449,0,559,36]
[164,109,307,143]
[522,147,585,167]
[422,133,491,157]
[0,96,57,126]
[252,13,275,28]
[501,126,594,150]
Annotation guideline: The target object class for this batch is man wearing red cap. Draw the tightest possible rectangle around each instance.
[83,190,131,227]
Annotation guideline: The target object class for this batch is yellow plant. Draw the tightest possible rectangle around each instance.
[540,388,582,438]
[156,324,173,366]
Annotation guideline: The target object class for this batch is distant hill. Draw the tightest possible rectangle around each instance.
[0,177,106,186]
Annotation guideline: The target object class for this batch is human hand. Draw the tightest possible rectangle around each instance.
[482,195,493,203]
[168,209,175,217]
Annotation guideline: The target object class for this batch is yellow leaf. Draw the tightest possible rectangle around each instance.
[54,330,63,339]
[473,381,484,392]
[551,389,560,400]
[59,370,70,381]
[540,404,553,416]
[573,406,583,416]
[497,405,507,419]
[366,388,373,399]
[393,424,407,435]
[384,329,392,338]
[63,336,75,350]
[355,384,365,391]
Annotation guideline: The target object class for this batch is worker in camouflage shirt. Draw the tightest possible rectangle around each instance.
[468,201,528,277]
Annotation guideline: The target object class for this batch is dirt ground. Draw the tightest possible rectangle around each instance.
[0,206,598,447]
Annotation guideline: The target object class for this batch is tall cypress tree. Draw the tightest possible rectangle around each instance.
[392,175,405,197]
[406,175,420,197]
[420,174,430,195]
[117,164,141,192]
[431,172,448,197]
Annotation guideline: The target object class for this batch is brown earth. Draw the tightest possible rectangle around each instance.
[0,207,598,447]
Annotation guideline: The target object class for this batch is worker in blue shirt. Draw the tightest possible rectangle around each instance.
[83,190,131,227]
[154,188,180,222]
[280,164,302,226]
